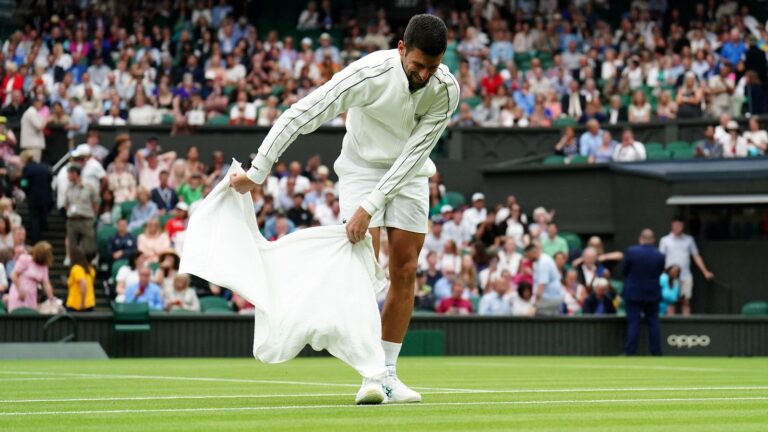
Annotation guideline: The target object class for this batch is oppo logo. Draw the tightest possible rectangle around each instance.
[667,335,711,348]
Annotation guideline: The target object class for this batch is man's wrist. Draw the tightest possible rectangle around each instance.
[246,152,273,184]
[361,189,386,216]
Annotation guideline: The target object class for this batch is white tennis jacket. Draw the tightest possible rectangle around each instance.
[246,48,460,216]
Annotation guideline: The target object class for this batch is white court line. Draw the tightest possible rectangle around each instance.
[0,378,72,382]
[4,386,768,404]
[446,362,762,373]
[1,397,766,417]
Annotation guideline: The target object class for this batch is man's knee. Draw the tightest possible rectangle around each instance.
[389,259,418,283]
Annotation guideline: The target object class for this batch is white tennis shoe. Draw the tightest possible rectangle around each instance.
[355,374,386,405]
[383,368,422,403]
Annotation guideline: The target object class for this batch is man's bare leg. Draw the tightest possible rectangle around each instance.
[382,227,423,342]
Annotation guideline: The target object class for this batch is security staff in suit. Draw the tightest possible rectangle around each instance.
[20,150,53,243]
[621,229,666,355]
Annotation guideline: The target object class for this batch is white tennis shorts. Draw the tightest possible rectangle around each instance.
[334,152,430,234]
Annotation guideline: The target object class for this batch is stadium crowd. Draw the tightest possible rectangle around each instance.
[0,0,750,314]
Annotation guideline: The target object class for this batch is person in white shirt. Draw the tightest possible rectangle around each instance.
[423,220,445,254]
[99,104,127,126]
[229,15,459,405]
[612,129,647,162]
[19,96,46,162]
[462,193,487,232]
[511,281,536,317]
[713,113,730,144]
[742,117,767,156]
[442,208,473,247]
[721,120,748,158]
[128,91,160,125]
[497,237,522,275]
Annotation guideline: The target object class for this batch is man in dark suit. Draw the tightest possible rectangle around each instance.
[560,80,587,119]
[622,229,666,355]
[606,95,628,125]
[20,150,53,243]
[151,170,179,214]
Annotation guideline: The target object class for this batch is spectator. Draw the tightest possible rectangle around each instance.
[660,265,681,316]
[707,64,734,118]
[450,102,479,127]
[720,28,746,67]
[474,210,503,249]
[676,72,704,118]
[541,223,568,258]
[462,193,487,232]
[154,249,180,296]
[19,95,46,162]
[6,241,54,313]
[561,80,586,119]
[65,246,95,312]
[656,90,678,121]
[743,71,768,116]
[579,119,603,158]
[423,220,445,255]
[124,266,164,311]
[478,277,512,316]
[84,130,109,162]
[423,251,443,289]
[64,165,99,260]
[605,95,628,125]
[720,120,747,158]
[151,170,179,214]
[510,281,536,317]
[164,202,189,242]
[622,229,665,356]
[98,104,126,126]
[164,273,200,312]
[612,129,646,162]
[20,150,52,244]
[582,278,616,315]
[413,269,436,312]
[589,130,617,164]
[743,117,767,156]
[695,125,724,159]
[128,91,161,125]
[628,90,651,123]
[497,237,522,275]
[115,252,146,301]
[128,188,158,231]
[659,217,714,316]
[0,116,17,162]
[473,92,500,126]
[458,255,479,296]
[433,265,457,302]
[436,280,473,315]
[136,150,176,192]
[107,160,137,204]
[105,219,137,263]
[502,204,526,246]
[524,243,563,316]
[137,218,171,263]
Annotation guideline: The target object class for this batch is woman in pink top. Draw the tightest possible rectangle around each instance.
[137,218,171,263]
[6,241,54,312]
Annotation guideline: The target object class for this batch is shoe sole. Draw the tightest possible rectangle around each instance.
[385,396,422,404]
[355,388,386,405]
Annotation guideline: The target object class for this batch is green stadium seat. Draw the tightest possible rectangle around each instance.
[443,191,466,208]
[646,149,672,160]
[207,115,230,126]
[203,308,236,315]
[672,148,696,159]
[470,297,480,313]
[569,155,589,164]
[10,307,39,315]
[199,296,232,312]
[667,141,691,151]
[461,96,482,109]
[112,301,151,332]
[149,262,160,272]
[130,226,145,237]
[741,301,768,316]
[553,117,577,127]
[645,142,664,152]
[170,308,200,315]
[559,231,582,251]
[98,224,117,258]
[400,330,445,356]
[120,201,138,219]
[159,214,174,228]
[161,113,174,125]
[610,279,624,295]
[111,259,128,280]
[0,298,5,313]
[543,155,565,165]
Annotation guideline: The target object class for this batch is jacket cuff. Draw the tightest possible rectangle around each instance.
[360,189,386,216]
[246,152,273,184]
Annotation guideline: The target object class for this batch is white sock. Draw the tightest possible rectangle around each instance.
[382,340,402,371]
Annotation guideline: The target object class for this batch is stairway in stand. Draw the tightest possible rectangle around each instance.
[17,203,112,311]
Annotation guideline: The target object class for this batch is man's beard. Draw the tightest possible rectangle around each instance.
[408,72,428,91]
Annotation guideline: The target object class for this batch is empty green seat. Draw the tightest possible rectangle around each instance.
[461,96,481,108]
[672,148,696,159]
[112,302,151,332]
[553,117,577,127]
[207,115,230,126]
[610,279,624,295]
[559,231,582,251]
[199,296,232,312]
[569,155,589,164]
[741,301,768,316]
[543,155,565,165]
[645,142,664,152]
[111,258,128,279]
[646,149,672,160]
[667,141,691,151]
[98,224,117,258]
[131,226,145,237]
[120,201,138,219]
[443,191,466,208]
[159,213,174,228]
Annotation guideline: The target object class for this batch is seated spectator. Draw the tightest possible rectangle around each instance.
[628,90,651,123]
[541,223,569,257]
[151,170,179,214]
[478,277,512,316]
[660,265,681,316]
[433,265,457,301]
[605,95,628,125]
[561,80,586,120]
[707,64,734,118]
[128,91,161,125]
[107,218,137,264]
[422,251,443,289]
[511,281,536,316]
[0,216,13,253]
[164,202,189,242]
[256,96,282,126]
[229,91,257,125]
[153,249,180,296]
[177,173,205,205]
[137,218,171,263]
[414,269,436,312]
[474,210,504,248]
[458,255,479,296]
[115,252,146,300]
[423,220,445,255]
[721,120,748,158]
[99,103,127,126]
[590,130,617,164]
[656,90,678,121]
[473,92,500,126]
[695,125,724,158]
[562,268,585,314]
[436,280,473,315]
[128,188,158,231]
[578,101,607,124]
[107,160,137,204]
[743,117,767,156]
[6,241,54,313]
[676,72,704,118]
[65,247,95,312]
[497,237,522,275]
[450,103,480,127]
[136,150,176,191]
[554,126,578,158]
[575,247,607,289]
[286,192,313,228]
[579,119,603,158]
[124,265,164,311]
[163,273,200,312]
[612,129,646,162]
[582,277,616,315]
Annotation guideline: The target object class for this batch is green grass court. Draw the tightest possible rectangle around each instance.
[2,357,767,431]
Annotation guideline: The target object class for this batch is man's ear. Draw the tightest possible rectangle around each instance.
[397,40,406,56]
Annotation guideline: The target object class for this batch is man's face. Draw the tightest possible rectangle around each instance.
[117,220,128,234]
[451,282,464,298]
[139,268,151,286]
[398,41,443,91]
[671,220,684,235]
[159,172,169,186]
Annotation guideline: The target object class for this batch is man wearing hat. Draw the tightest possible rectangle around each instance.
[463,192,487,232]
[722,120,748,157]
[164,202,189,242]
[72,143,106,190]
[229,14,458,404]
[314,32,340,64]
[64,164,99,260]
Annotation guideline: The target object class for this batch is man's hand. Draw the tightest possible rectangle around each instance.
[345,206,372,243]
[704,270,715,280]
[229,172,257,194]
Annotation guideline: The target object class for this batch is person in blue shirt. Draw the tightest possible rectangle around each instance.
[107,218,137,265]
[659,265,681,316]
[513,81,536,115]
[579,119,603,157]
[124,266,164,311]
[524,244,563,316]
[720,29,746,67]
[622,229,666,355]
[128,187,158,231]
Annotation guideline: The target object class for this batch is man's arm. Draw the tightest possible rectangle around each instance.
[693,254,714,279]
[243,58,393,186]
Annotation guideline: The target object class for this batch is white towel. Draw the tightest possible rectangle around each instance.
[180,161,387,378]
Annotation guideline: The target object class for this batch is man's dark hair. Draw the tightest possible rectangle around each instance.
[67,165,81,175]
[672,215,685,223]
[524,244,538,254]
[403,14,447,56]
